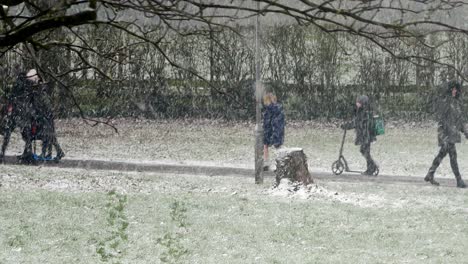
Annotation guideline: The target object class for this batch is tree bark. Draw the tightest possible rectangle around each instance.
[275,148,313,186]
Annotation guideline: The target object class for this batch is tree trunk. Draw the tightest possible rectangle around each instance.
[275,148,313,186]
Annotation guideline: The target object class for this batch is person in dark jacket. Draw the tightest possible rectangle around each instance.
[263,92,285,170]
[0,69,64,162]
[341,95,378,175]
[32,80,65,160]
[0,70,34,161]
[17,69,40,162]
[425,80,467,188]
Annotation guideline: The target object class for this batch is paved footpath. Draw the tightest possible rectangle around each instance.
[2,155,459,188]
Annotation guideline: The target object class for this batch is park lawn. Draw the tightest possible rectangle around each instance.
[1,165,467,263]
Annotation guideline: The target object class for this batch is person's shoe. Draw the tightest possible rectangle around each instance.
[362,167,378,176]
[54,151,65,161]
[456,179,466,188]
[424,174,440,186]
[17,153,35,164]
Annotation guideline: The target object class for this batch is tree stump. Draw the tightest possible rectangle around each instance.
[275,148,313,186]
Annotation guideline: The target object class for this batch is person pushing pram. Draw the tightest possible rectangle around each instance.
[1,69,65,162]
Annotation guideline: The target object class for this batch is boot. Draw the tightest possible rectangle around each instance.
[455,174,466,188]
[362,164,378,176]
[55,150,65,160]
[424,173,440,186]
[17,152,35,164]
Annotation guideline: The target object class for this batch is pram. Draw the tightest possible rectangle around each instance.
[331,129,379,176]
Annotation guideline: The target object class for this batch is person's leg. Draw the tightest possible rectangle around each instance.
[447,144,466,188]
[53,138,65,160]
[425,144,449,185]
[1,128,13,161]
[20,126,34,163]
[1,118,16,161]
[40,122,54,159]
[263,144,269,170]
[41,127,49,158]
[46,121,54,157]
[45,140,52,158]
[48,118,64,160]
[360,143,377,175]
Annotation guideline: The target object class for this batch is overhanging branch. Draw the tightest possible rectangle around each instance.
[0,10,96,47]
[0,0,24,6]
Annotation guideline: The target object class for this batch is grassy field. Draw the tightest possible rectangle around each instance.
[1,165,467,263]
[1,119,468,263]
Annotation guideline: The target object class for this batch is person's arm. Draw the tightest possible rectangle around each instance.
[263,106,272,131]
[460,112,468,139]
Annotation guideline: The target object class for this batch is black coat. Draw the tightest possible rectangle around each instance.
[434,89,467,146]
[6,73,34,127]
[343,107,376,145]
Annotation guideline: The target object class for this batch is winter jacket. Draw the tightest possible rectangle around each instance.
[30,83,56,139]
[434,82,468,146]
[263,103,285,147]
[6,73,34,127]
[342,97,376,146]
[31,83,54,121]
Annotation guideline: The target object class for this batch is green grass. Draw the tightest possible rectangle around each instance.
[1,165,467,263]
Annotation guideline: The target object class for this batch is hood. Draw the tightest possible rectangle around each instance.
[357,95,369,105]
[444,80,462,99]
[356,95,370,111]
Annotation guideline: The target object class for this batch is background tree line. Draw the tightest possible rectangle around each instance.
[2,22,468,121]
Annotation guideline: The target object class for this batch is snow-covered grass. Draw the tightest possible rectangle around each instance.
[5,118,468,178]
[2,118,467,262]
[0,165,467,263]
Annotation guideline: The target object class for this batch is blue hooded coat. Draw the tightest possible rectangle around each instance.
[263,103,285,147]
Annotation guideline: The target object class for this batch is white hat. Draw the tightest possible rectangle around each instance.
[26,69,39,83]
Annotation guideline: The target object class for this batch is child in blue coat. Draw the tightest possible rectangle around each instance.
[263,92,285,171]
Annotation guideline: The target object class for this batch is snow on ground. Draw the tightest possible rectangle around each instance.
[267,178,408,209]
[4,118,468,179]
[1,151,467,263]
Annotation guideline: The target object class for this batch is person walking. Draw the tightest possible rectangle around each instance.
[0,70,34,161]
[32,76,65,160]
[425,80,467,188]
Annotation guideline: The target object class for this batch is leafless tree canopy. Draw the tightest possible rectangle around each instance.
[2,1,468,49]
[2,0,468,121]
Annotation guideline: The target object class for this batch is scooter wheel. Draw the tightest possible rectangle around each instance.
[332,160,344,175]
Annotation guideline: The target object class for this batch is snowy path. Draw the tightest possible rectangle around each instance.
[2,155,460,188]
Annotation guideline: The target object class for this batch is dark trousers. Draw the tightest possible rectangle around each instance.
[360,143,377,172]
[428,143,462,179]
[1,116,17,158]
[1,125,13,158]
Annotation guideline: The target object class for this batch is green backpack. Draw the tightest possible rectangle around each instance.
[373,115,385,136]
